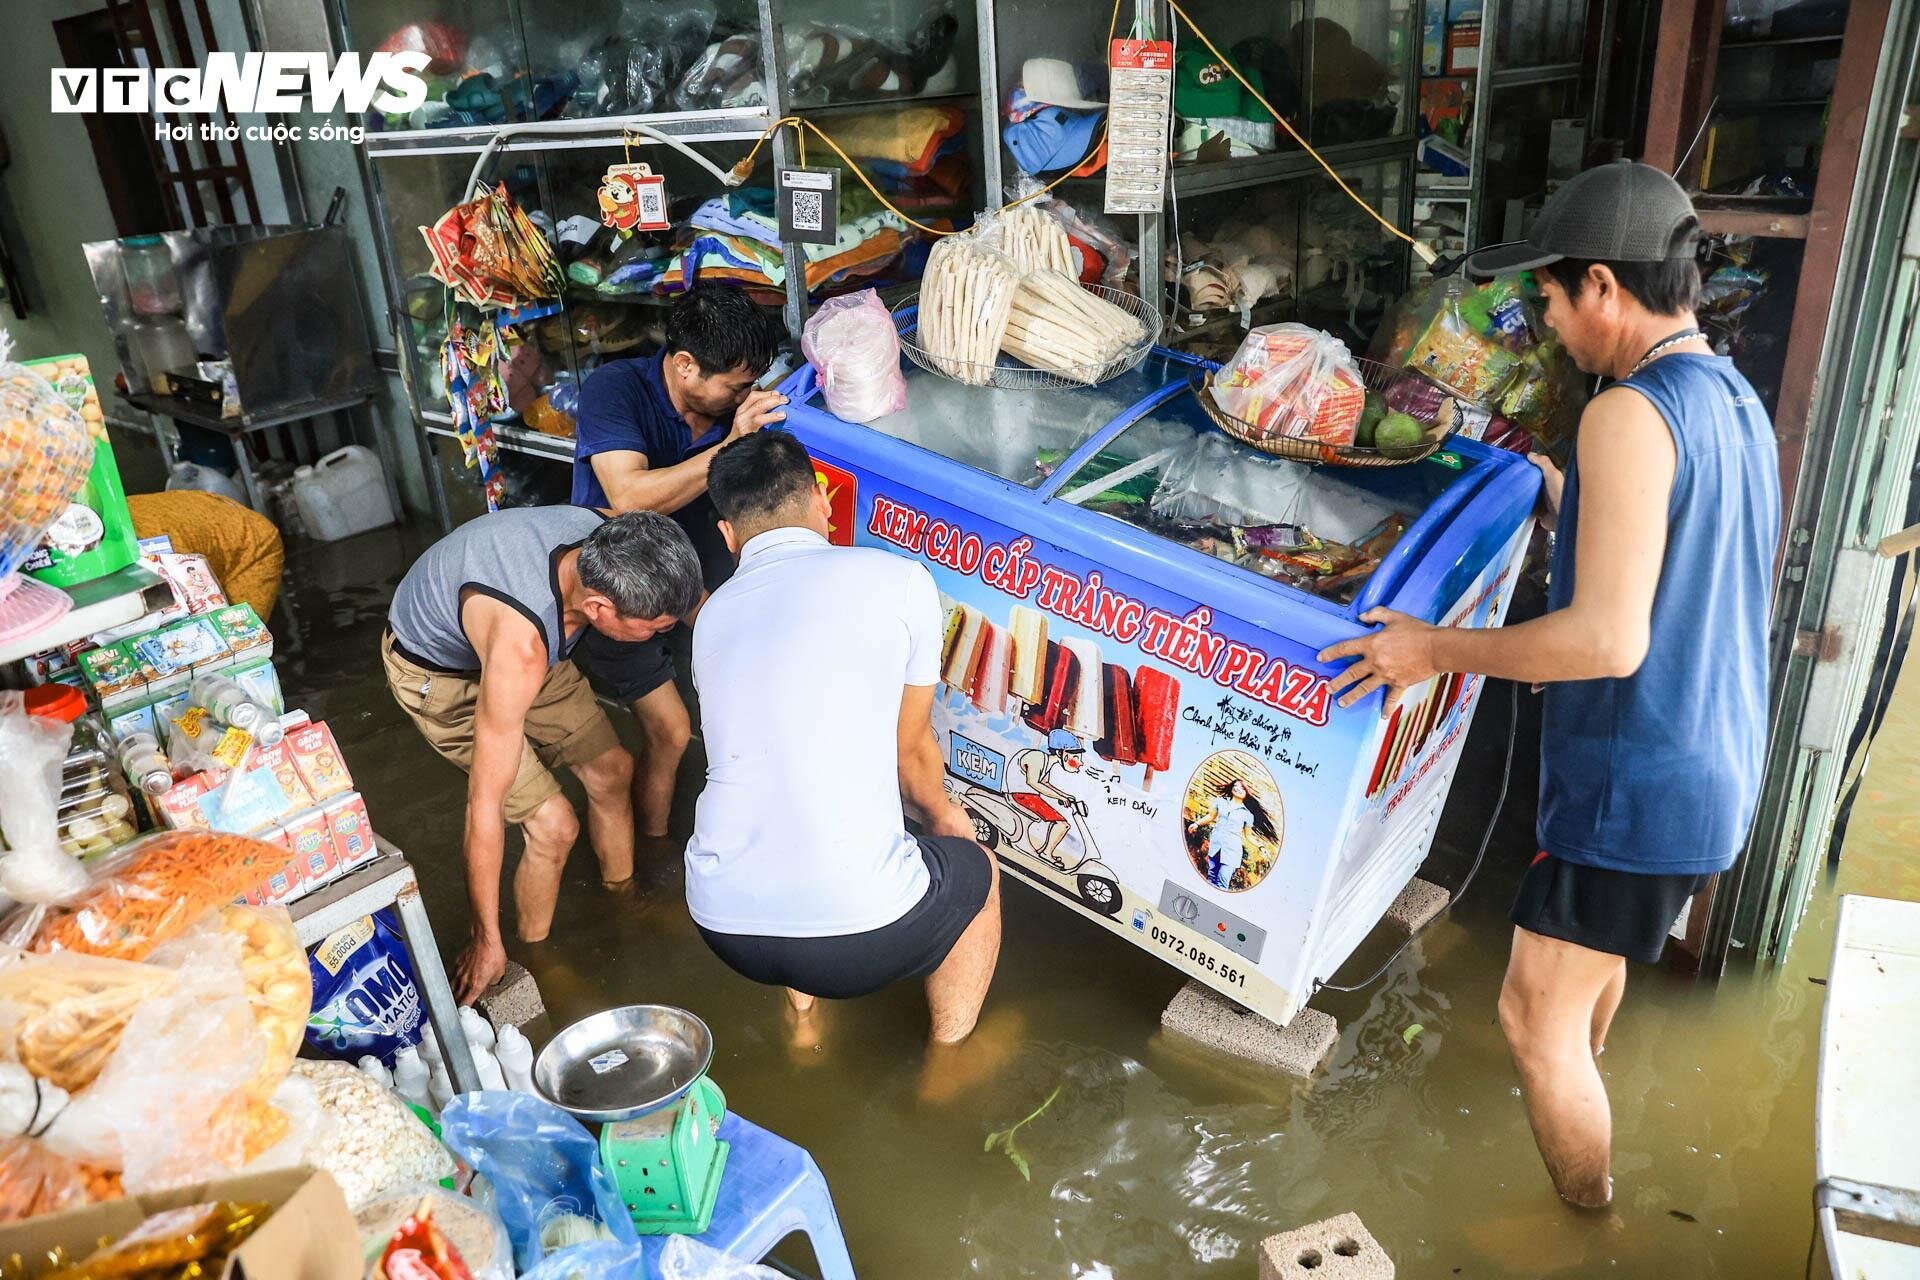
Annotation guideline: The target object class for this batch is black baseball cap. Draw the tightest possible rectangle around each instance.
[1461,160,1699,280]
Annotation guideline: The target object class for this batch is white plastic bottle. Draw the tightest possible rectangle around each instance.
[392,1047,431,1109]
[357,1054,393,1088]
[417,1023,444,1068]
[427,1059,453,1111]
[459,1006,497,1051]
[494,1025,535,1094]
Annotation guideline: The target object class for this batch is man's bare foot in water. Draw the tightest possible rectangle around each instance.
[919,1009,1027,1105]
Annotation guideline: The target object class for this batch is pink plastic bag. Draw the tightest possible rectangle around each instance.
[801,290,907,423]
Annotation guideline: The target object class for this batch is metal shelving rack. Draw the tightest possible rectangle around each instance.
[977,0,1423,339]
[1416,0,1614,254]
[327,0,977,521]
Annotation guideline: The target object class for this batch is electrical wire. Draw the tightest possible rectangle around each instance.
[1316,677,1519,995]
[1162,0,1437,266]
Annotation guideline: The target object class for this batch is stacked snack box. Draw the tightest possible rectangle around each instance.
[22,548,384,909]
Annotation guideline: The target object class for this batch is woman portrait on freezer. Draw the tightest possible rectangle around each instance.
[1188,777,1278,889]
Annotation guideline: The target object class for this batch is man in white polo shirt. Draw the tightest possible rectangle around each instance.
[685,431,1002,1043]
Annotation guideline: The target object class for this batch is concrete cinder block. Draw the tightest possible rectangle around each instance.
[1383,877,1450,934]
[1160,980,1338,1077]
[475,961,545,1028]
[1258,1212,1394,1280]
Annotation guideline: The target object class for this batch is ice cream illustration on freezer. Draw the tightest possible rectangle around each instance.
[1023,640,1080,734]
[970,620,1012,714]
[1094,664,1138,765]
[1135,665,1180,788]
[1060,637,1103,740]
[1008,605,1048,707]
[943,604,986,691]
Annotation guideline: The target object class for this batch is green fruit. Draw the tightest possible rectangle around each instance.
[1355,391,1387,447]
[1375,411,1425,451]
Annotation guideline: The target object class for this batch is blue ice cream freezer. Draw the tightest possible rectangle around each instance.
[777,347,1539,1026]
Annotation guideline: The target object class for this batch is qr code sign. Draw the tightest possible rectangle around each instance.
[790,189,826,232]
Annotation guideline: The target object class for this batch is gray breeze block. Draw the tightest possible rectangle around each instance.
[1258,1212,1395,1280]
[1160,979,1338,1077]
[474,960,545,1029]
[1383,877,1451,934]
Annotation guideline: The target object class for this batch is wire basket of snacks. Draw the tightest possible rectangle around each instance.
[895,229,1160,391]
[1189,324,1461,467]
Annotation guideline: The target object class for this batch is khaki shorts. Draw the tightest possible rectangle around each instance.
[381,632,621,825]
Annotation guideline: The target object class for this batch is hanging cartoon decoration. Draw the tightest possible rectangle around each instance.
[597,157,670,237]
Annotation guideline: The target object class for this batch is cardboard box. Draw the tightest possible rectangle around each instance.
[130,616,230,679]
[285,722,352,802]
[229,657,284,716]
[0,1167,360,1280]
[208,604,272,660]
[156,774,213,831]
[284,806,339,887]
[323,791,375,872]
[1420,0,1446,74]
[1445,22,1481,74]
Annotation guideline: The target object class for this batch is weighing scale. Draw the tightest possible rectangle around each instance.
[534,1004,730,1235]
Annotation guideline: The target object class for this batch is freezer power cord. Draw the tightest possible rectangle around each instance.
[1315,677,1520,995]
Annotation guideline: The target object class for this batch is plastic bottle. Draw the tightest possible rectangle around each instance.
[358,1054,394,1089]
[417,1024,444,1069]
[459,1006,497,1051]
[470,1041,508,1093]
[427,1059,453,1111]
[116,732,173,797]
[188,673,284,745]
[494,1025,535,1094]
[392,1047,431,1109]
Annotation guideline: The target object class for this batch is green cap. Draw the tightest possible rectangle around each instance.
[1174,50,1264,120]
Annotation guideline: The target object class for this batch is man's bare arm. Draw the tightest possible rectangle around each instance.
[592,449,717,515]
[1322,388,1676,704]
[897,683,971,839]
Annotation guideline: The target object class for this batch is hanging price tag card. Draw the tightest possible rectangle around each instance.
[1105,39,1173,215]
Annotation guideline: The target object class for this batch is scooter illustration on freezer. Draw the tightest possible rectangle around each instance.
[944,728,1124,917]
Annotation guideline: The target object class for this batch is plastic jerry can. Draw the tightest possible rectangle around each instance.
[292,445,398,541]
[22,355,139,589]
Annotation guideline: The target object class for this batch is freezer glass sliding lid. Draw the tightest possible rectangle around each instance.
[854,352,1196,487]
[1048,386,1492,609]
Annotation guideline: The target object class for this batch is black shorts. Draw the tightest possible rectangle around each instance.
[697,836,994,1000]
[574,625,677,705]
[1509,852,1711,964]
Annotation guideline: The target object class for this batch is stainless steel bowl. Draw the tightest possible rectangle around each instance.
[533,1004,714,1123]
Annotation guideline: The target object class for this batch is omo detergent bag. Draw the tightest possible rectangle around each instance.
[305,907,424,1065]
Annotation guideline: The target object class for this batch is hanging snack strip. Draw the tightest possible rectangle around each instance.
[420,184,562,312]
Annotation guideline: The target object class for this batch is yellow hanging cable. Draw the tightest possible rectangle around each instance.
[1163,0,1437,265]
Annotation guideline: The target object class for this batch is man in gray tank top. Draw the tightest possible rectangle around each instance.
[384,507,702,1001]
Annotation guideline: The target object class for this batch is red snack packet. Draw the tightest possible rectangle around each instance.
[375,1203,474,1280]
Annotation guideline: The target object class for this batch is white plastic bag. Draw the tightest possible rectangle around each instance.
[801,290,906,423]
[1211,323,1368,447]
[0,694,89,905]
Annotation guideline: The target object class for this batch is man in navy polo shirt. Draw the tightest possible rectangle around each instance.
[571,283,788,839]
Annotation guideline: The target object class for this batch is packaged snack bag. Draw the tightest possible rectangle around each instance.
[1211,323,1367,446]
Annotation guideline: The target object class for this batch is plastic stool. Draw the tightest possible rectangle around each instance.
[634,1113,856,1279]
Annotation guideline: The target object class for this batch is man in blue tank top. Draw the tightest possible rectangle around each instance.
[1321,162,1780,1208]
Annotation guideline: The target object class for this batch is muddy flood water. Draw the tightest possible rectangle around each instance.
[277,520,1920,1279]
